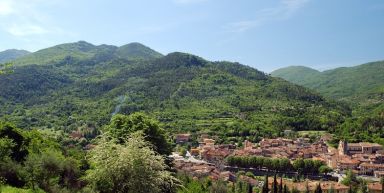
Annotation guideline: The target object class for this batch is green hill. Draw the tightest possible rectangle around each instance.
[0,49,30,63]
[13,41,163,66]
[116,42,163,60]
[0,42,350,144]
[271,61,384,105]
[270,66,320,84]
[271,62,384,144]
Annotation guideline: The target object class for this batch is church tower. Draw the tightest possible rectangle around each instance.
[338,140,348,155]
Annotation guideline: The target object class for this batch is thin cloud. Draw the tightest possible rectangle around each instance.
[0,0,71,38]
[224,0,310,33]
[8,24,50,36]
[0,0,14,15]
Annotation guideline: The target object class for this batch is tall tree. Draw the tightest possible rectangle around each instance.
[84,133,179,193]
[107,113,171,155]
[381,177,384,193]
[273,174,278,193]
[329,184,335,193]
[262,175,269,193]
[283,185,288,193]
[315,183,322,193]
[279,176,283,193]
[305,181,310,193]
[247,183,253,193]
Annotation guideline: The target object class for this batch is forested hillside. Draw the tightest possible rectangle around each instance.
[0,41,349,145]
[271,61,384,144]
[271,61,384,105]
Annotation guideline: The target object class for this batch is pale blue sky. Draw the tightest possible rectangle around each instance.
[0,0,383,72]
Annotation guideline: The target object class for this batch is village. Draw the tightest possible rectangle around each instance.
[172,133,384,193]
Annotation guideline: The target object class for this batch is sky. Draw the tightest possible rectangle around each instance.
[0,0,383,72]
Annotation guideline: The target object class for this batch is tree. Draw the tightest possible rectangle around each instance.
[305,181,310,193]
[283,185,288,193]
[292,159,304,174]
[358,180,368,193]
[262,175,269,193]
[348,185,353,193]
[84,133,179,193]
[0,123,28,162]
[318,165,333,175]
[107,113,171,155]
[380,177,384,193]
[279,176,283,193]
[247,183,253,193]
[273,174,278,193]
[329,184,335,193]
[315,183,322,193]
[24,150,65,191]
[342,170,358,186]
[236,180,244,193]
[0,62,13,75]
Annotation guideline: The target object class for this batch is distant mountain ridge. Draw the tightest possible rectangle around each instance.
[271,61,384,112]
[0,49,30,63]
[13,41,163,66]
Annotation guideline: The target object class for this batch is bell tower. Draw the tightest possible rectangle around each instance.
[338,140,348,155]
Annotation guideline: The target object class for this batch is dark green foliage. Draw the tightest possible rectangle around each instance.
[0,122,85,192]
[107,113,171,155]
[227,156,325,174]
[341,170,358,186]
[0,123,28,162]
[318,165,333,175]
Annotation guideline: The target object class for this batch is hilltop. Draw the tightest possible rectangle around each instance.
[0,49,30,63]
[271,61,384,111]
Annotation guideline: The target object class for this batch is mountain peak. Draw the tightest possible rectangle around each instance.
[116,42,163,60]
[158,52,207,68]
[0,49,31,63]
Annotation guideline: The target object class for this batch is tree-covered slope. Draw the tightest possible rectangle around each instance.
[271,61,384,105]
[271,62,384,145]
[13,41,163,66]
[0,49,30,63]
[0,42,350,144]
[116,42,163,60]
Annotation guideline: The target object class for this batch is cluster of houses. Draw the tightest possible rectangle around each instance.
[336,140,384,178]
[173,134,384,192]
[174,134,384,178]
[235,137,329,160]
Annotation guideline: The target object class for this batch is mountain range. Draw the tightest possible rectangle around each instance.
[0,41,349,144]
